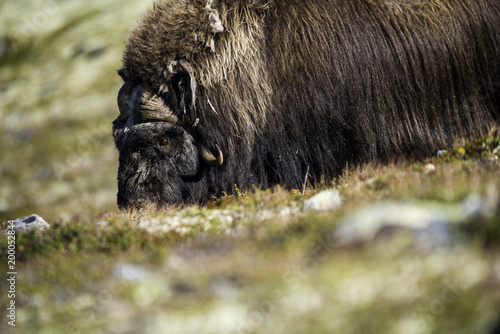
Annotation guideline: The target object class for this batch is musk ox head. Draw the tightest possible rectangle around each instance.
[112,0,269,209]
[113,61,223,209]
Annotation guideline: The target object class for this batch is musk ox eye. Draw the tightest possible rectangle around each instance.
[159,138,169,146]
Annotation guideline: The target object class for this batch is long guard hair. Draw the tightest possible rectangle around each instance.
[118,0,500,204]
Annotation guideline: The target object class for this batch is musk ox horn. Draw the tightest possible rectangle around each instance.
[178,59,197,112]
[201,145,223,167]
[133,88,179,124]
[165,59,197,113]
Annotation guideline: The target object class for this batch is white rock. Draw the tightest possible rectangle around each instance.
[333,202,453,250]
[303,190,343,211]
[114,263,149,282]
[12,214,50,231]
[424,163,436,173]
[437,150,447,156]
[94,221,110,228]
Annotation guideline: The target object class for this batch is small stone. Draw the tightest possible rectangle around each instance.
[333,202,454,251]
[492,145,500,155]
[95,221,110,228]
[424,163,436,174]
[11,214,50,231]
[114,263,149,282]
[462,194,485,218]
[437,150,447,156]
[303,190,343,211]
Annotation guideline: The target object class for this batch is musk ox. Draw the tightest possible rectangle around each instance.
[113,0,500,209]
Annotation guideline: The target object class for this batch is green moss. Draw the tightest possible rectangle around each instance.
[1,1,500,333]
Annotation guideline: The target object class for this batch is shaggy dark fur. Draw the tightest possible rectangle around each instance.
[113,0,500,208]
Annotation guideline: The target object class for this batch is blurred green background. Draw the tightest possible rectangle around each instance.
[1,2,500,334]
[0,0,151,222]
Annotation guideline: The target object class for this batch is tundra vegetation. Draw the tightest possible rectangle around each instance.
[0,1,500,334]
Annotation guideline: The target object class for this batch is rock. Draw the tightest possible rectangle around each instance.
[462,191,499,219]
[437,150,447,156]
[333,202,455,251]
[304,190,343,211]
[95,221,110,228]
[114,263,149,282]
[424,163,436,173]
[11,214,50,231]
[462,194,485,217]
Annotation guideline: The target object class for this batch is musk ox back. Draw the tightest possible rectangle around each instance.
[113,0,500,209]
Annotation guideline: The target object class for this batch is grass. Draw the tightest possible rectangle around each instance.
[1,1,500,333]
[0,0,150,222]
[1,136,499,333]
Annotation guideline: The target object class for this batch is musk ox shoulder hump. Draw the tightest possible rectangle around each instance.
[123,0,270,88]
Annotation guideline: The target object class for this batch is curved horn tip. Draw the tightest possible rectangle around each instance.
[201,145,223,167]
